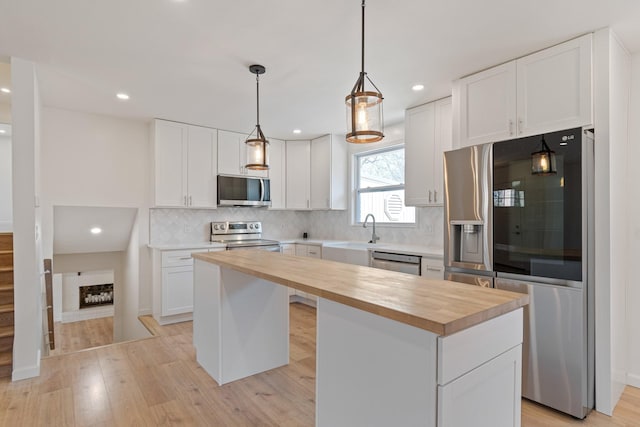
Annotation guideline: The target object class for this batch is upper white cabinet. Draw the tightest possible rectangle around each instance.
[310,135,347,210]
[405,97,452,206]
[217,130,268,178]
[286,140,311,210]
[153,119,218,208]
[453,34,592,147]
[268,138,286,209]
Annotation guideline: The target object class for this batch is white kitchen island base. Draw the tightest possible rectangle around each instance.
[317,298,522,427]
[193,260,289,385]
[192,252,527,427]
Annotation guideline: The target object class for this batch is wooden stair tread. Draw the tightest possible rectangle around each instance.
[0,325,13,338]
[0,250,12,254]
[0,304,14,313]
[0,352,11,365]
[0,284,13,291]
[0,267,13,273]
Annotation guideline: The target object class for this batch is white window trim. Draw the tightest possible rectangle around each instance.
[350,143,418,228]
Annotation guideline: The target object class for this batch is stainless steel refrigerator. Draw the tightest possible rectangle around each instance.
[443,128,594,419]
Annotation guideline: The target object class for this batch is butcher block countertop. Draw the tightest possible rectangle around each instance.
[192,251,529,336]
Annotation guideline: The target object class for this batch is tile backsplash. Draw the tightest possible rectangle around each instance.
[149,207,444,250]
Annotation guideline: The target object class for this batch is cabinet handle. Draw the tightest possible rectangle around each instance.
[509,120,514,136]
[427,266,443,271]
[183,196,187,206]
[518,118,523,134]
[178,256,192,260]
[433,190,437,203]
[428,190,432,203]
[189,195,192,206]
[307,199,310,208]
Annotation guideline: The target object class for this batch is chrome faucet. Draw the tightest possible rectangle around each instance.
[363,213,380,243]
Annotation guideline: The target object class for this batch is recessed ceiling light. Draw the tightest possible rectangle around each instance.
[116,93,130,100]
[293,129,302,134]
[412,84,424,91]
[90,227,102,234]
[0,87,10,94]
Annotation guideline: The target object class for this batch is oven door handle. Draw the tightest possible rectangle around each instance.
[259,179,265,202]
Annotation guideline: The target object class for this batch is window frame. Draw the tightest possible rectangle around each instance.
[353,144,416,227]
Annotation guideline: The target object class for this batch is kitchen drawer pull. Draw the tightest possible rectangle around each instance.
[427,266,443,271]
[178,256,192,260]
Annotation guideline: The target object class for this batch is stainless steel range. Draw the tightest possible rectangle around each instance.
[210,221,280,252]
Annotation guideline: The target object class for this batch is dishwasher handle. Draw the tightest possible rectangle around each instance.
[371,251,421,264]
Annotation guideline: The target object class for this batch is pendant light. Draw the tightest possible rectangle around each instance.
[531,134,557,175]
[345,0,384,143]
[245,64,269,170]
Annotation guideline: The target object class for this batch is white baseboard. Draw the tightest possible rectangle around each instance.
[12,350,41,381]
[62,306,114,323]
[155,312,193,325]
[627,373,640,388]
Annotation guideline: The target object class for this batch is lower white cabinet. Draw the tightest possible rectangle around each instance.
[438,345,522,427]
[421,257,444,279]
[153,247,224,325]
[291,244,321,305]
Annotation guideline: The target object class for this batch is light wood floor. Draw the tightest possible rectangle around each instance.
[48,317,114,357]
[1,303,638,426]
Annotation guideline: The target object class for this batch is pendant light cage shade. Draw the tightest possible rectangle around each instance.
[245,128,270,171]
[531,135,557,175]
[346,85,384,143]
[245,64,270,170]
[345,0,384,144]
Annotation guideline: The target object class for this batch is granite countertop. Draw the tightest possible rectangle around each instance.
[193,251,528,336]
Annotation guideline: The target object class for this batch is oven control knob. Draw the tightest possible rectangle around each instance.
[255,223,260,229]
[249,224,254,229]
[213,224,219,230]
[220,224,226,230]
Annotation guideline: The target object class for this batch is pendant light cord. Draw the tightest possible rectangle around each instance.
[256,73,260,127]
[361,0,365,75]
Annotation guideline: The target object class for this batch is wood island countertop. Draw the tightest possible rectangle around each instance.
[192,250,529,336]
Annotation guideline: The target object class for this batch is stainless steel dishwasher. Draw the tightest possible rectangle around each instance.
[370,251,421,275]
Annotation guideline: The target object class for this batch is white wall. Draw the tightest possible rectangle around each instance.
[593,28,630,415]
[119,213,151,341]
[627,52,640,389]
[40,107,152,315]
[11,58,43,381]
[0,134,12,231]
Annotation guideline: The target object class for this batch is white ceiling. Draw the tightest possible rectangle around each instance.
[53,206,138,255]
[1,0,640,140]
[5,1,640,255]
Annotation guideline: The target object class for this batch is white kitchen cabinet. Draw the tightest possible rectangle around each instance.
[268,138,286,209]
[285,140,311,210]
[217,129,268,178]
[153,120,218,208]
[280,244,296,297]
[438,345,522,427]
[310,135,347,210]
[453,34,592,148]
[437,308,522,427]
[421,257,444,280]
[292,243,321,305]
[405,97,452,206]
[153,247,224,325]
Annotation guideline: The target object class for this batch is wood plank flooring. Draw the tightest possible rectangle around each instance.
[48,317,114,357]
[0,303,638,426]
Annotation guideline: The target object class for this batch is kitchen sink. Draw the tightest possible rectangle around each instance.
[322,242,373,266]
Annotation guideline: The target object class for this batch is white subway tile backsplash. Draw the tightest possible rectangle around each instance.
[149,207,444,250]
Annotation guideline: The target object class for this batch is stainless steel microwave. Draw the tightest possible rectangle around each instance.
[217,175,271,207]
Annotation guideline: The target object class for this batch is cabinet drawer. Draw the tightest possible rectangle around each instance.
[307,246,322,258]
[161,249,208,268]
[421,258,444,279]
[438,308,522,385]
